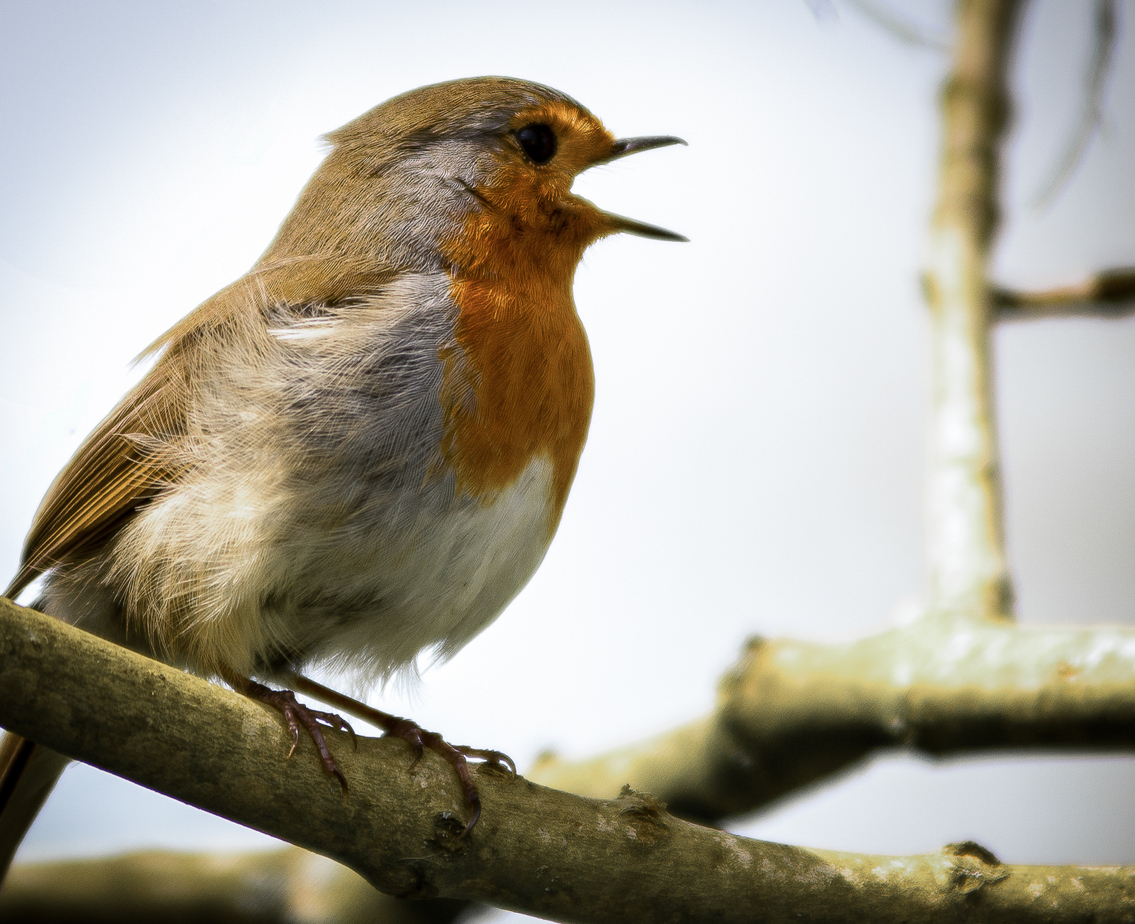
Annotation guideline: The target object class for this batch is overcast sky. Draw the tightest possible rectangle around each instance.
[1,2,1133,917]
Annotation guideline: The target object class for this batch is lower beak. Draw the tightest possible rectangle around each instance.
[603,212,689,242]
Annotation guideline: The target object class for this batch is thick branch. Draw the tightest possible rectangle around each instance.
[531,615,1135,820]
[5,837,1135,924]
[3,600,1135,922]
[923,0,1023,621]
[993,268,1135,320]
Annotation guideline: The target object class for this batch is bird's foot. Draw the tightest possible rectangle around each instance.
[239,677,357,795]
[378,712,516,834]
[282,671,513,834]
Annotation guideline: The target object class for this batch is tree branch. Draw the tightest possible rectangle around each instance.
[993,267,1135,319]
[0,848,466,924]
[5,840,1135,924]
[4,598,1135,922]
[923,0,1024,622]
[531,614,1135,820]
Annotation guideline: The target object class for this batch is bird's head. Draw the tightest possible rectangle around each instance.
[260,77,685,273]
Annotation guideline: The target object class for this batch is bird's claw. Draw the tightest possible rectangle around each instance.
[381,716,514,835]
[243,680,355,795]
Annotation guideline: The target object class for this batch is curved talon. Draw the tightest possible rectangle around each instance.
[463,794,482,835]
[385,717,427,765]
[459,747,517,778]
[240,679,354,795]
[379,720,513,835]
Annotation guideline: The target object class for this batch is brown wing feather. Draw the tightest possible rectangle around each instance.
[5,361,189,598]
[5,258,397,600]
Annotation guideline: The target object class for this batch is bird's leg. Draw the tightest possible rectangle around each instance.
[283,670,515,834]
[219,666,356,795]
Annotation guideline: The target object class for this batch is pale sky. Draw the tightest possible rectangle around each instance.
[1,2,1133,917]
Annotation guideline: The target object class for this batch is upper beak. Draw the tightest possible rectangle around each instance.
[606,135,688,161]
[596,135,688,243]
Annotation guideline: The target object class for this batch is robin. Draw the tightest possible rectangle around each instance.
[0,75,685,870]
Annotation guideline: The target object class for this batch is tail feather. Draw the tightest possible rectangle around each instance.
[0,734,70,881]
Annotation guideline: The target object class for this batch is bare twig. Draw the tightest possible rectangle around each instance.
[993,267,1135,319]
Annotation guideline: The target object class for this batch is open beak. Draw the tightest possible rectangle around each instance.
[597,135,688,242]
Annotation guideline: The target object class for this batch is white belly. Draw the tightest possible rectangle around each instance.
[301,454,558,683]
[98,446,558,686]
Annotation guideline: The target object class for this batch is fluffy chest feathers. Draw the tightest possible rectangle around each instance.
[440,208,596,525]
[78,265,593,683]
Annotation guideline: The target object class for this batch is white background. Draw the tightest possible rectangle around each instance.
[2,0,1133,917]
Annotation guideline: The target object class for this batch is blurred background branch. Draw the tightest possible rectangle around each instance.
[993,266,1135,318]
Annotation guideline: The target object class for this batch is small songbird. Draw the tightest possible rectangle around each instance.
[0,76,685,871]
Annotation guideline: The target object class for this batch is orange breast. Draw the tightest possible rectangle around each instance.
[438,188,596,527]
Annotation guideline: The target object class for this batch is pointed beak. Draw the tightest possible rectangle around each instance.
[602,212,689,242]
[594,135,688,242]
[606,135,688,162]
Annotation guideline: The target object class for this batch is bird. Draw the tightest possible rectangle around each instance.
[0,75,685,874]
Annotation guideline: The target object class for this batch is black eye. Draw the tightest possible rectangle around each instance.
[515,123,557,165]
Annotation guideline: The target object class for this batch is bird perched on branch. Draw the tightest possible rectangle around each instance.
[0,75,685,872]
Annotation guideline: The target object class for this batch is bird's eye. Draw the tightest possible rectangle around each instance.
[515,124,557,165]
